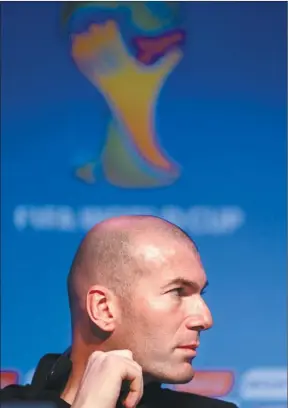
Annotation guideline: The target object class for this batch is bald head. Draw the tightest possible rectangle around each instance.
[67,215,197,323]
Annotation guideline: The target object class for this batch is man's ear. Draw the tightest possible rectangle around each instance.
[86,285,117,332]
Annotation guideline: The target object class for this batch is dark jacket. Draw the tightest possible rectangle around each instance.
[1,353,238,408]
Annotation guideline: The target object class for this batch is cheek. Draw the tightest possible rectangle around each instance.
[136,295,184,335]
[141,292,179,314]
[123,296,164,333]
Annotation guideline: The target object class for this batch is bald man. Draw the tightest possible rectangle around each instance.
[1,215,237,408]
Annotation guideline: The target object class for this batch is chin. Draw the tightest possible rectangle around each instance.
[159,364,195,385]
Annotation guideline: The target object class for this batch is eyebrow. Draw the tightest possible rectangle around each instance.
[162,278,209,292]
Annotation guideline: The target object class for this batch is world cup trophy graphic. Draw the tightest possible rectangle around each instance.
[62,2,186,188]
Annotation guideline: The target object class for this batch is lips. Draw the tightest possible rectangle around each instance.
[177,344,198,359]
[178,343,199,350]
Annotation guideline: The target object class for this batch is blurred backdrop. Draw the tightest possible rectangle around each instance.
[1,1,287,408]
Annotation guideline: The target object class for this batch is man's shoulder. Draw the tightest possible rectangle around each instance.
[1,384,33,400]
[0,384,69,408]
[162,388,238,408]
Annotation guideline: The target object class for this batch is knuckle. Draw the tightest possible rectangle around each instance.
[121,349,133,358]
[107,349,131,357]
[89,350,103,362]
[133,361,142,372]
[109,349,133,360]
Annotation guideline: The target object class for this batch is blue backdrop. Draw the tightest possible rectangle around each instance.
[1,2,287,408]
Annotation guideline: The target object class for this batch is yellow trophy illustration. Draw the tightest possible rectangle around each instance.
[65,2,185,187]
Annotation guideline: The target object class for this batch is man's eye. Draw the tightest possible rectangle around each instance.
[170,287,185,296]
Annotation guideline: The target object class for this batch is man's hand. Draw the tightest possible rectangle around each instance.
[71,349,144,408]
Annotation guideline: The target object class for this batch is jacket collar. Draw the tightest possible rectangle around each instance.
[32,349,162,405]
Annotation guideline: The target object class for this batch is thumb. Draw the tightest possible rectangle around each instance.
[151,48,183,77]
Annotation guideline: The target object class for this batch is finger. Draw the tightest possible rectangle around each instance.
[108,349,134,360]
[121,365,143,408]
[153,49,183,77]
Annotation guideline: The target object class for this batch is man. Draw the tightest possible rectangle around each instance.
[1,215,237,408]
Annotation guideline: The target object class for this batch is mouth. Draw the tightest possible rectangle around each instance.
[177,343,199,356]
[178,342,199,350]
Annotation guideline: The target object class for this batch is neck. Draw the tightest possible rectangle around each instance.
[60,347,89,405]
[61,322,107,404]
[60,330,159,405]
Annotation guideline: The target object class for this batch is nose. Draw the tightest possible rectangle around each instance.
[185,297,213,331]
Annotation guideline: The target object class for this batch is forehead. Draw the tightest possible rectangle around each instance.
[134,236,206,285]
